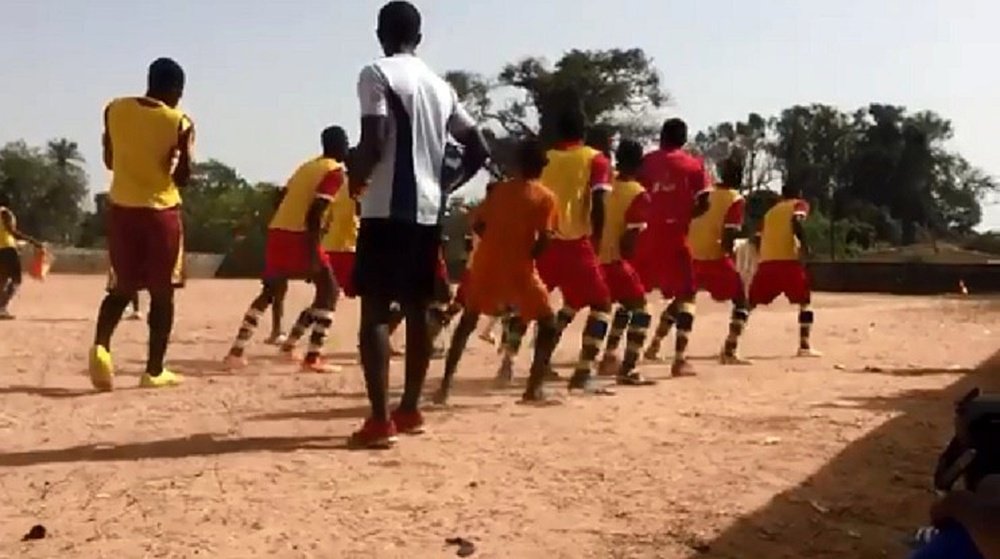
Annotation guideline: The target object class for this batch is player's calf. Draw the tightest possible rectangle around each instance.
[618,303,656,386]
[720,305,752,365]
[523,315,561,404]
[225,285,277,369]
[599,305,631,376]
[645,299,679,361]
[568,308,615,395]
[671,300,697,376]
[796,304,822,357]
[435,310,480,405]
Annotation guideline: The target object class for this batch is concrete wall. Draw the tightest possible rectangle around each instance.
[809,262,1000,295]
[18,247,224,279]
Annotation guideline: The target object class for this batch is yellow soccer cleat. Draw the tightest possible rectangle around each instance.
[89,345,115,392]
[139,369,184,388]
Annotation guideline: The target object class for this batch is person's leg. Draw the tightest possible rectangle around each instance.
[671,296,696,376]
[564,241,614,394]
[94,289,133,350]
[721,298,752,365]
[225,282,276,367]
[351,293,398,447]
[0,249,23,316]
[303,266,338,371]
[599,304,631,375]
[645,298,678,361]
[618,299,655,385]
[434,310,480,405]
[497,313,528,384]
[138,206,184,387]
[524,314,559,402]
[395,299,432,424]
[267,279,288,342]
[789,262,821,357]
[144,287,176,377]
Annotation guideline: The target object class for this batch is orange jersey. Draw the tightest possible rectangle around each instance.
[540,141,612,240]
[598,178,649,264]
[105,97,193,209]
[471,179,557,278]
[759,198,809,262]
[688,186,745,261]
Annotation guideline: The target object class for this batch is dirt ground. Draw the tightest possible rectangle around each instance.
[1,275,998,559]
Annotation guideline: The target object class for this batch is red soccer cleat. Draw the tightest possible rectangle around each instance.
[349,418,398,449]
[390,408,426,435]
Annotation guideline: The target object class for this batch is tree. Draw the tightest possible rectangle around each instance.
[0,139,87,244]
[446,48,668,175]
[693,113,775,191]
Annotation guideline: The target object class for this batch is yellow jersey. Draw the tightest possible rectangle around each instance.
[760,198,809,262]
[106,97,193,209]
[321,187,359,252]
[689,187,745,261]
[0,207,17,249]
[540,141,612,240]
[598,178,648,264]
[270,156,344,232]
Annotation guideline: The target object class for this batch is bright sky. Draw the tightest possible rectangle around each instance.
[2,0,998,225]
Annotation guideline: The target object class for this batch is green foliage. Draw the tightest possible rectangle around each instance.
[0,139,88,244]
[446,48,667,176]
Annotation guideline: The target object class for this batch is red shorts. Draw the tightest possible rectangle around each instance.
[454,269,471,306]
[694,258,744,302]
[107,204,184,292]
[465,269,552,321]
[749,260,811,306]
[634,235,695,299]
[263,229,329,280]
[536,238,611,309]
[327,251,356,298]
[601,260,646,303]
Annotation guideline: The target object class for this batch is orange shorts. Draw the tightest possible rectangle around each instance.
[601,260,646,303]
[749,260,810,306]
[327,251,356,298]
[694,258,743,302]
[264,230,329,280]
[536,238,611,309]
[634,236,695,299]
[464,270,552,321]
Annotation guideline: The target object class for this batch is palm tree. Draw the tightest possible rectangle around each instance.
[46,138,83,170]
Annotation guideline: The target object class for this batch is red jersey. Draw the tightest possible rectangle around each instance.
[638,148,709,239]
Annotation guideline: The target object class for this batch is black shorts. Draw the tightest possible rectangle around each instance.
[354,218,441,304]
[0,247,22,285]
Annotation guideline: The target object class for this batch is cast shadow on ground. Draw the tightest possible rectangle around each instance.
[0,385,97,399]
[251,397,503,423]
[0,434,343,468]
[681,355,1000,559]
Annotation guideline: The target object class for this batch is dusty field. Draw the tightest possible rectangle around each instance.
[1,275,999,559]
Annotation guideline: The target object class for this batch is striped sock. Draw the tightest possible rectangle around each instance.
[502,315,528,360]
[673,302,695,364]
[573,310,611,377]
[305,308,334,363]
[551,306,577,352]
[604,306,631,355]
[723,307,750,356]
[281,308,315,353]
[621,308,651,374]
[229,307,264,357]
[798,304,814,350]
[646,302,678,356]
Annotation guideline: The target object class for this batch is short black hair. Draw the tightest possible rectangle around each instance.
[585,126,613,157]
[781,182,802,199]
[147,58,185,93]
[377,1,422,48]
[616,139,644,174]
[660,118,688,148]
[550,88,586,141]
[321,126,349,157]
[0,192,10,207]
[717,156,744,188]
[515,139,548,179]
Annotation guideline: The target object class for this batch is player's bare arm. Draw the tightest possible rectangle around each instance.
[350,115,386,197]
[305,198,332,273]
[590,189,606,249]
[101,106,113,171]
[445,128,490,193]
[722,225,739,256]
[692,190,711,219]
[172,118,195,187]
[792,214,808,257]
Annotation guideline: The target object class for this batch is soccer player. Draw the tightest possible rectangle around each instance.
[748,182,821,357]
[0,194,44,319]
[349,1,489,448]
[595,140,657,386]
[224,126,348,372]
[636,118,708,376]
[688,153,752,364]
[434,140,560,405]
[89,58,193,391]
[322,180,360,301]
[520,89,615,395]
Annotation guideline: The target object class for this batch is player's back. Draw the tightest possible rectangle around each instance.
[474,179,555,276]
[106,97,190,209]
[0,207,16,249]
[760,199,807,262]
[639,148,707,234]
[689,187,743,260]
[271,156,342,232]
[541,144,601,240]
[599,178,646,263]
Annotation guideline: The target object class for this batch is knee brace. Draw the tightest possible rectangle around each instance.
[798,310,814,325]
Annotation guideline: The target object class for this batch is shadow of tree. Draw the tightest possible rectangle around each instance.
[0,434,344,468]
[686,352,1000,559]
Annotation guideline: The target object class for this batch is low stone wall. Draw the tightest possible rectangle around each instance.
[18,248,224,279]
[809,261,1000,295]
